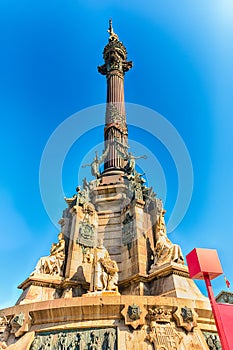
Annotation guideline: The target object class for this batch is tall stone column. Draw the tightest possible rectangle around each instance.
[98,20,132,171]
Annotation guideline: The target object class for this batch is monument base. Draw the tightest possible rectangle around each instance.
[148,262,207,300]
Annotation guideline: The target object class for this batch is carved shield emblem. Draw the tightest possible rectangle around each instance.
[128,304,142,320]
[77,222,94,248]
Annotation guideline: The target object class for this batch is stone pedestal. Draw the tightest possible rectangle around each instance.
[148,263,208,300]
[16,275,63,305]
[1,294,215,349]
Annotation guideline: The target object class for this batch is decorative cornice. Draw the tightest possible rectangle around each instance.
[148,262,190,280]
[0,296,215,333]
[18,275,64,291]
[119,263,190,287]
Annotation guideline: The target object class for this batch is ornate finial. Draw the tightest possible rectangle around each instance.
[107,18,119,41]
[108,19,113,36]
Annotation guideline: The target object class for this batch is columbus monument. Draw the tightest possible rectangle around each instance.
[0,21,220,350]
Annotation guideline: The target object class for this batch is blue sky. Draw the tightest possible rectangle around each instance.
[1,0,233,307]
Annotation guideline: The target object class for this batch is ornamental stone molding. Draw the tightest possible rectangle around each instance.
[148,305,173,323]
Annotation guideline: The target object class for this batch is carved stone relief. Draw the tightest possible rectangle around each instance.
[128,304,142,321]
[148,306,173,323]
[121,303,147,329]
[146,306,183,350]
[11,311,31,338]
[146,323,182,350]
[106,104,126,128]
[10,312,25,334]
[77,202,97,263]
[173,306,198,332]
[77,222,95,248]
[203,332,222,350]
[0,317,8,331]
[0,317,10,350]
[30,328,117,350]
[122,213,135,246]
[0,312,32,348]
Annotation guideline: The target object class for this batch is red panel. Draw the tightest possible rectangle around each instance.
[218,303,233,348]
[186,248,223,280]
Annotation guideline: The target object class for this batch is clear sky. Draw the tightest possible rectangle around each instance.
[1,0,233,308]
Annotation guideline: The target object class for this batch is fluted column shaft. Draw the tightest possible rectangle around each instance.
[104,71,127,169]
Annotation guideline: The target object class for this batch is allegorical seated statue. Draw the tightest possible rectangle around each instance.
[31,232,65,277]
[90,240,119,292]
[150,210,184,271]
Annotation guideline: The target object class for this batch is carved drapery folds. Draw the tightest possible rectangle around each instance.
[90,243,119,293]
[72,196,119,293]
[150,209,184,271]
[31,232,66,277]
